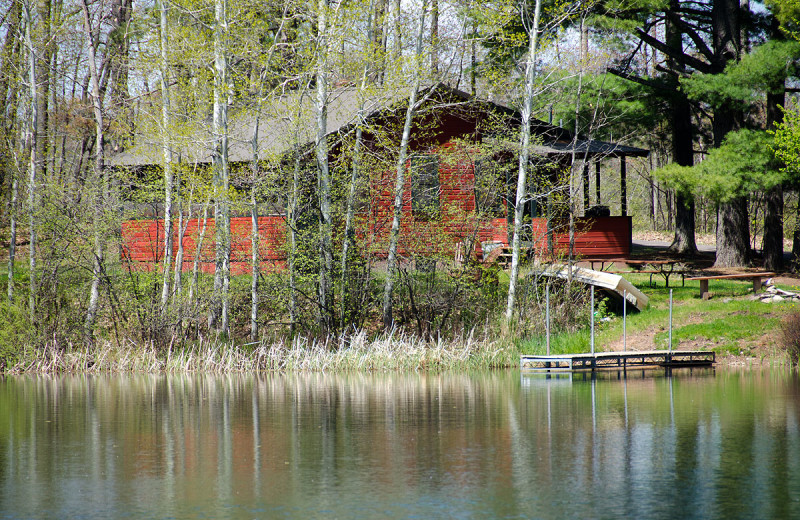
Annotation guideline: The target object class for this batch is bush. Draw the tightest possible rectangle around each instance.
[0,302,33,370]
[780,311,800,366]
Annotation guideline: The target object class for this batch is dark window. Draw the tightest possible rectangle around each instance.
[473,158,511,218]
[411,155,440,217]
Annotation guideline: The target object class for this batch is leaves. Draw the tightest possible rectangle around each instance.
[681,40,800,109]
[655,129,784,202]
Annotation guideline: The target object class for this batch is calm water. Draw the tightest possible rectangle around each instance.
[1,369,799,519]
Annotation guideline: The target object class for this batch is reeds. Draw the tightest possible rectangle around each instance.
[5,330,514,374]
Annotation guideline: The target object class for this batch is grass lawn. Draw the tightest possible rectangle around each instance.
[517,271,799,364]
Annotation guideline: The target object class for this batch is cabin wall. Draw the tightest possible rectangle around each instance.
[529,216,632,258]
[121,148,631,269]
[122,216,287,273]
[366,147,499,260]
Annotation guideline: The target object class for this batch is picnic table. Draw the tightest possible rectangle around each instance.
[686,271,776,300]
[621,260,688,288]
[580,258,688,288]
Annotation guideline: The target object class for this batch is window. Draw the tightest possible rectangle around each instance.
[410,155,440,217]
[473,157,512,218]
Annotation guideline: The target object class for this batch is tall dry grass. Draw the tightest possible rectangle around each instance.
[4,331,515,374]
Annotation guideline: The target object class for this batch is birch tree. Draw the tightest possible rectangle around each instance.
[159,0,175,309]
[80,0,106,337]
[22,0,40,321]
[250,117,259,341]
[505,0,541,323]
[1,1,22,304]
[209,0,231,334]
[340,0,375,332]
[315,0,333,332]
[382,0,427,330]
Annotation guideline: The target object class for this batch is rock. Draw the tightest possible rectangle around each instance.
[772,295,785,302]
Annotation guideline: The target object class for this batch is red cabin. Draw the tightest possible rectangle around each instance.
[115,85,648,271]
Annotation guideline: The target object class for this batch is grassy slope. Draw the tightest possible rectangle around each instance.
[515,273,797,365]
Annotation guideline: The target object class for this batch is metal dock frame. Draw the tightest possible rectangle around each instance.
[520,350,715,372]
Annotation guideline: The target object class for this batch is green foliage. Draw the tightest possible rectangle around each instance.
[549,72,666,139]
[681,40,800,109]
[0,301,31,369]
[768,0,800,39]
[772,104,800,178]
[655,129,782,202]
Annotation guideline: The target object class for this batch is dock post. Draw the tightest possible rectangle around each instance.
[546,284,551,356]
[590,285,595,355]
[668,289,673,353]
[623,289,627,353]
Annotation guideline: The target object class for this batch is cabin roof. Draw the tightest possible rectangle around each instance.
[111,84,648,167]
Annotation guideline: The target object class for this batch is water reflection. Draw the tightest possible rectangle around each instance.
[0,369,798,519]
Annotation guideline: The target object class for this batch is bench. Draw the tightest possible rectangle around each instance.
[686,272,776,300]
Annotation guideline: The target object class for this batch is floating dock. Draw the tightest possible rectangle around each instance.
[520,350,715,372]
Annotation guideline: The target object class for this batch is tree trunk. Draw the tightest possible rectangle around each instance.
[108,0,132,139]
[341,0,374,332]
[210,0,230,334]
[716,198,750,267]
[80,0,105,338]
[665,1,698,255]
[3,2,21,304]
[159,0,174,309]
[288,148,302,337]
[670,192,697,254]
[430,0,438,76]
[763,184,783,271]
[316,0,333,333]
[712,0,747,267]
[173,178,184,297]
[505,0,542,321]
[763,16,785,271]
[250,117,260,342]
[7,173,17,303]
[189,195,211,303]
[23,1,38,318]
[392,0,402,64]
[382,0,427,330]
[35,0,51,181]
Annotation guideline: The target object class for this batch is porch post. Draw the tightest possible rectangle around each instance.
[620,156,627,216]
[582,161,590,214]
[595,161,601,205]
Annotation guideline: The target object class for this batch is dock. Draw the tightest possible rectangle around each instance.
[520,350,715,371]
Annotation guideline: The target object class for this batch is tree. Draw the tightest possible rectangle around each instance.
[158,0,175,309]
[505,0,541,323]
[80,0,107,338]
[1,0,22,304]
[673,12,800,267]
[382,0,428,329]
[22,0,38,319]
[209,0,231,335]
[315,0,333,332]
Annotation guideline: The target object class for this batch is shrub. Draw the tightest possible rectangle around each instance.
[0,302,33,370]
[780,311,800,366]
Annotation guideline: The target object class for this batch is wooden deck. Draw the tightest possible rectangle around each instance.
[520,350,715,371]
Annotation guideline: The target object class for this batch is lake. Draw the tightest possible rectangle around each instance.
[1,368,798,519]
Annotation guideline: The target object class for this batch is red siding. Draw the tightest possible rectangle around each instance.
[122,146,631,269]
[122,216,287,273]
